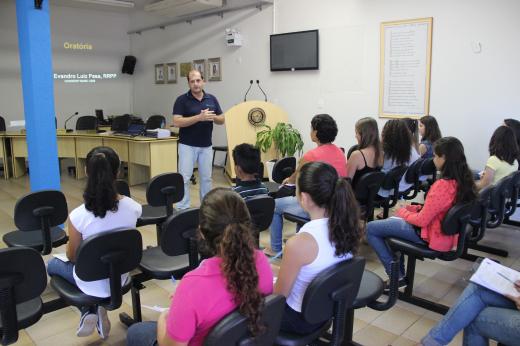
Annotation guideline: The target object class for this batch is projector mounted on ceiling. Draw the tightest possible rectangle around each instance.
[145,0,223,18]
[72,0,135,8]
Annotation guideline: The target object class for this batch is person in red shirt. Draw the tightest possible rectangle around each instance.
[366,137,477,287]
[264,114,347,257]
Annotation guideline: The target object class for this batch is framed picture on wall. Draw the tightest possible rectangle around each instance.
[166,63,177,84]
[155,64,166,84]
[207,57,222,81]
[192,59,206,79]
[180,62,192,78]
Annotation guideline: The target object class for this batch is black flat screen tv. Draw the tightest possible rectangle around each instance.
[270,29,319,71]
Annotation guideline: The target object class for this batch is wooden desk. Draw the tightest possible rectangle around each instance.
[3,131,178,186]
[0,132,11,179]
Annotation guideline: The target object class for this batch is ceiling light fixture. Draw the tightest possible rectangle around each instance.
[73,0,135,8]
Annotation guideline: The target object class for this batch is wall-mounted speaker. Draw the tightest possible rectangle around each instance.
[122,55,137,75]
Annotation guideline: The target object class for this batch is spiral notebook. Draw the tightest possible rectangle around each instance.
[470,258,520,298]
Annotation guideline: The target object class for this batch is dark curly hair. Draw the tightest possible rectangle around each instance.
[355,117,382,166]
[434,137,477,204]
[83,146,120,218]
[489,126,519,165]
[420,115,442,143]
[198,188,265,336]
[382,119,412,166]
[404,118,419,150]
[311,114,338,144]
[297,162,362,256]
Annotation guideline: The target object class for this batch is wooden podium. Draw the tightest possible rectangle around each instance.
[224,101,289,180]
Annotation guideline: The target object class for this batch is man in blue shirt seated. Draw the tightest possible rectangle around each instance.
[232,143,269,199]
[173,70,225,209]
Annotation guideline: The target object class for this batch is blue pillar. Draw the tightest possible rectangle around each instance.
[16,0,60,191]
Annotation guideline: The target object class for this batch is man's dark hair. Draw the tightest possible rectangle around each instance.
[233,143,262,175]
[311,114,338,144]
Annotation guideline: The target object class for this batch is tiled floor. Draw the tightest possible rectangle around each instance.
[1,168,517,345]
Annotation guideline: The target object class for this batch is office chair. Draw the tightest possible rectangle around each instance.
[204,294,286,346]
[145,115,166,130]
[275,257,365,346]
[3,190,68,255]
[0,247,47,345]
[120,208,199,326]
[75,116,97,130]
[0,116,5,131]
[50,229,142,312]
[245,195,275,246]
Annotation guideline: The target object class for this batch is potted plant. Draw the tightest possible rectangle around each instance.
[256,122,304,181]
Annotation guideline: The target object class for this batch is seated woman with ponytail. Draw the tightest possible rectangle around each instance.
[127,188,273,346]
[367,137,477,287]
[274,162,362,334]
[47,147,142,339]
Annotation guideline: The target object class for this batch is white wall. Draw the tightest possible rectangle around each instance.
[129,0,520,169]
[0,1,132,127]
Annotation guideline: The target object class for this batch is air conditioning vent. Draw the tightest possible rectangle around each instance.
[145,0,223,18]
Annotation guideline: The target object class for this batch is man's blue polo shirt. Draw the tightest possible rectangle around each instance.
[173,90,223,147]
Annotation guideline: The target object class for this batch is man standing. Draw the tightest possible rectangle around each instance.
[173,70,225,209]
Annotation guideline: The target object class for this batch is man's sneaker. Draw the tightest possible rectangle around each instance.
[77,311,97,337]
[96,306,111,340]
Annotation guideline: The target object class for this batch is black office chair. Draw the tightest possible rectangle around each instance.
[386,202,474,314]
[486,174,513,229]
[354,171,386,222]
[145,115,166,130]
[418,158,437,194]
[0,116,5,131]
[346,144,359,160]
[376,165,408,219]
[111,114,131,132]
[266,157,297,197]
[0,248,47,346]
[204,294,286,346]
[245,195,275,246]
[50,228,142,312]
[120,208,199,326]
[3,190,68,255]
[504,171,520,220]
[400,158,425,200]
[75,116,98,130]
[117,173,184,244]
[212,146,228,173]
[275,257,365,346]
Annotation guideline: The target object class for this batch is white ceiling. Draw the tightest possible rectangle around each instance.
[50,0,149,13]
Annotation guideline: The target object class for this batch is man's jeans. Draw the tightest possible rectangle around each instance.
[422,282,519,346]
[269,196,309,252]
[177,143,213,209]
[127,321,158,346]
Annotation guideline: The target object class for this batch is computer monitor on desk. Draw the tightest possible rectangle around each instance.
[95,109,111,125]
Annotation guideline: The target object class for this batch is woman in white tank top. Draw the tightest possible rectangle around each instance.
[47,147,142,340]
[274,161,362,334]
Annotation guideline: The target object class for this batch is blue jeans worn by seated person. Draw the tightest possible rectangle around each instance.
[127,321,158,346]
[269,196,309,253]
[422,282,520,346]
[366,217,425,278]
[177,143,213,209]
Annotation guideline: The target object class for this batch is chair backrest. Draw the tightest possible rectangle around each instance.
[441,202,474,236]
[272,157,296,184]
[146,173,184,215]
[75,228,142,310]
[404,158,424,184]
[115,180,131,198]
[245,195,275,233]
[488,174,513,218]
[145,115,166,130]
[354,171,385,203]
[420,158,436,175]
[13,190,68,255]
[111,114,131,132]
[204,294,286,346]
[160,208,200,268]
[346,144,359,159]
[381,165,408,191]
[505,170,520,217]
[0,247,47,345]
[75,116,97,130]
[301,257,365,325]
[0,116,5,132]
